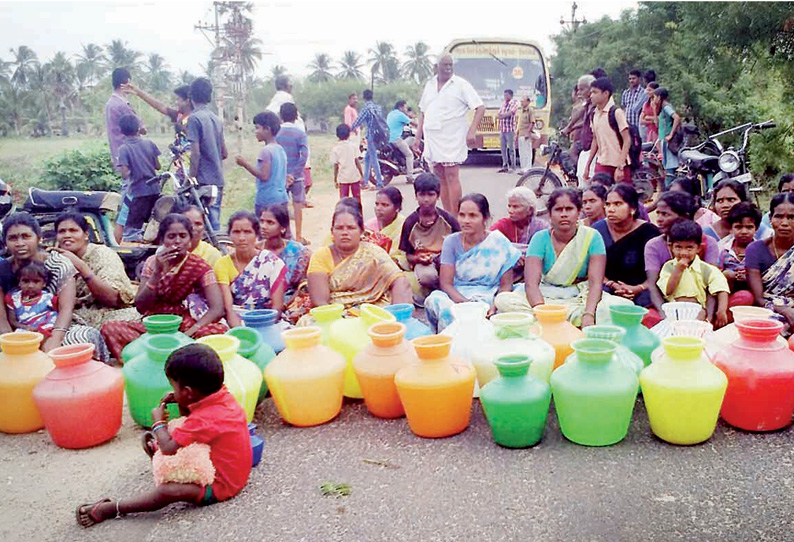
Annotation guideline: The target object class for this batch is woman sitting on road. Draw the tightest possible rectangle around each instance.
[257,205,312,324]
[364,187,408,269]
[581,184,607,227]
[0,212,110,361]
[425,193,520,331]
[668,177,719,230]
[592,184,660,308]
[490,186,548,251]
[52,212,139,329]
[182,204,223,267]
[306,206,412,312]
[101,214,227,361]
[746,192,794,335]
[702,179,771,242]
[214,211,286,328]
[495,188,632,326]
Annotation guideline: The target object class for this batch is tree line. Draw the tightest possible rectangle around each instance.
[551,2,794,182]
[0,37,432,138]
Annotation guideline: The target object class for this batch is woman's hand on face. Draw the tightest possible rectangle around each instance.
[154,246,180,272]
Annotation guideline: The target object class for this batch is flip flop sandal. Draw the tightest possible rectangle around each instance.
[141,431,156,459]
[76,498,111,528]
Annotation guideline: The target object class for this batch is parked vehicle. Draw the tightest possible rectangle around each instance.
[677,119,776,201]
[516,140,656,210]
[374,127,429,185]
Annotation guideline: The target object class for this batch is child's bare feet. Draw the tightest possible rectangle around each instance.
[75,498,113,528]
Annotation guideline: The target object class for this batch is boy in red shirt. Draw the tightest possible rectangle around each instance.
[76,344,251,527]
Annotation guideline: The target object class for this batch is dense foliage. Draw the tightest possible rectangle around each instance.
[551,2,794,183]
[39,145,120,191]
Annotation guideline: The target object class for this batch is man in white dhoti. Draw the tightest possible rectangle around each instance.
[413,54,485,214]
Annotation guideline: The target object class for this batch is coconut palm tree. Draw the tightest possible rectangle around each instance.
[307,53,334,83]
[105,39,141,72]
[8,45,39,88]
[75,43,106,88]
[337,50,364,80]
[269,65,287,83]
[402,42,434,83]
[368,41,399,83]
[144,53,172,93]
[45,52,75,135]
[27,62,52,127]
[0,81,32,135]
[0,60,11,85]
[177,70,195,86]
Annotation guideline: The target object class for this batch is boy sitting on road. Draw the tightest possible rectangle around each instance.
[330,123,363,204]
[76,343,252,528]
[399,173,460,305]
[658,219,729,327]
[117,113,161,242]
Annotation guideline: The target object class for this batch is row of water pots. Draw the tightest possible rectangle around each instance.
[3,300,794,451]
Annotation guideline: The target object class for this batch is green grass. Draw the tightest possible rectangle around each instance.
[0,131,339,222]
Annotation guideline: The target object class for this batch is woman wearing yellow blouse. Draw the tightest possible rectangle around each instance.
[214,211,286,327]
[307,206,412,309]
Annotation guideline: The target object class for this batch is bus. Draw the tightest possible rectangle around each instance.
[443,38,551,153]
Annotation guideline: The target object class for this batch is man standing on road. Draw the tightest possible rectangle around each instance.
[187,77,227,232]
[585,77,631,183]
[414,54,485,214]
[351,88,385,190]
[497,89,518,173]
[573,74,596,185]
[267,76,296,117]
[387,100,415,183]
[516,96,536,174]
[621,69,645,129]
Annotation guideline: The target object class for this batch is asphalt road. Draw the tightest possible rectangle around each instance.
[359,159,524,225]
[21,397,794,542]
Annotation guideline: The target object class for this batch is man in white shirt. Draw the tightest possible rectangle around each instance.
[413,54,485,214]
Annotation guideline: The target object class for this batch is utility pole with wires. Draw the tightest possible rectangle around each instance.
[195,1,262,153]
[560,2,587,32]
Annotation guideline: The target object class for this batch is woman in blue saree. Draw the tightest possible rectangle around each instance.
[425,194,520,331]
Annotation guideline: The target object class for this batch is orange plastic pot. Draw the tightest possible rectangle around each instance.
[534,304,583,370]
[395,335,475,438]
[353,322,417,418]
[33,343,124,449]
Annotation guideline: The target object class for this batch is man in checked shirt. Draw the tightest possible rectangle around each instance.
[497,89,519,173]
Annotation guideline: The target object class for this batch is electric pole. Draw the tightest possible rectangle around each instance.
[560,2,587,32]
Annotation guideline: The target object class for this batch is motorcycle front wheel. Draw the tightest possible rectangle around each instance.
[516,168,563,211]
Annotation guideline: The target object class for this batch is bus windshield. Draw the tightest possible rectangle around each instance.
[449,42,547,109]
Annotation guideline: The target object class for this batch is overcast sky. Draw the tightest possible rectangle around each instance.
[1,0,638,78]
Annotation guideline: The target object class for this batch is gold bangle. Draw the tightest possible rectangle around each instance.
[583,311,596,319]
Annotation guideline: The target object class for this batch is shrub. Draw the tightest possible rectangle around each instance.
[40,145,120,191]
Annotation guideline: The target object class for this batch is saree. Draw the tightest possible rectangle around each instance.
[425,231,520,331]
[230,250,287,310]
[101,253,227,361]
[761,246,794,310]
[73,243,139,329]
[328,242,403,309]
[366,214,408,270]
[495,226,633,326]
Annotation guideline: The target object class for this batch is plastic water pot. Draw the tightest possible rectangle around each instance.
[34,343,124,449]
[0,332,54,434]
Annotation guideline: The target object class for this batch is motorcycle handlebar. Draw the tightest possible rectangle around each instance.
[756,119,776,130]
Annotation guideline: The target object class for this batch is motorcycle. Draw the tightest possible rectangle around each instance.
[370,126,429,185]
[516,140,657,209]
[3,141,226,280]
[677,119,776,201]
